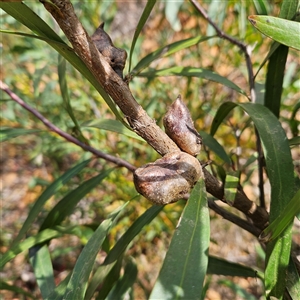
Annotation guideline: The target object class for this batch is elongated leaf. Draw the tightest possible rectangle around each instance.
[139,66,247,96]
[40,169,113,230]
[1,228,64,268]
[106,258,138,300]
[63,203,128,300]
[45,272,72,300]
[95,256,123,300]
[264,44,289,118]
[150,179,209,299]
[210,102,236,136]
[287,256,300,299]
[84,204,162,299]
[0,128,42,142]
[289,136,300,146]
[0,281,35,299]
[128,0,156,72]
[104,205,163,265]
[218,279,257,300]
[58,55,87,144]
[199,130,231,164]
[254,0,298,78]
[12,159,91,246]
[278,0,299,20]
[208,255,263,279]
[211,102,294,299]
[248,16,300,50]
[165,0,183,31]
[29,244,55,299]
[260,189,300,242]
[84,263,116,300]
[82,119,145,142]
[224,171,240,206]
[252,0,269,15]
[0,3,124,122]
[130,35,213,77]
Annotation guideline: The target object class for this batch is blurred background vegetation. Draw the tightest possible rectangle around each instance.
[1,1,299,299]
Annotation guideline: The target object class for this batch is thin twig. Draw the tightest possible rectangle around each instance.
[208,199,261,237]
[190,0,256,102]
[0,80,136,172]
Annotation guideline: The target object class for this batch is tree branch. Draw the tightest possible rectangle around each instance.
[208,199,261,237]
[0,80,136,172]
[190,0,256,102]
[36,0,268,230]
[39,0,180,157]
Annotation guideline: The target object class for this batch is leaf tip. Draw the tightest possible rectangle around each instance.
[248,15,256,26]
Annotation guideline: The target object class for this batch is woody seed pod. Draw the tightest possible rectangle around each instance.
[91,23,127,79]
[163,95,202,156]
[134,152,202,205]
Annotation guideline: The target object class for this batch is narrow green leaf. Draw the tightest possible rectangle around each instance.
[211,101,295,299]
[254,0,298,78]
[254,41,280,79]
[139,66,247,96]
[104,205,163,265]
[29,244,55,299]
[218,279,257,300]
[260,189,300,242]
[0,3,125,123]
[84,263,116,300]
[264,44,289,118]
[199,130,231,164]
[210,102,236,136]
[40,169,113,230]
[95,256,123,300]
[45,272,72,300]
[58,55,87,143]
[106,258,138,300]
[130,35,213,77]
[165,0,183,31]
[278,0,299,20]
[84,204,162,299]
[128,0,156,72]
[0,128,42,142]
[0,281,35,299]
[248,16,300,50]
[208,255,263,279]
[150,179,209,300]
[289,136,300,146]
[224,171,241,206]
[12,159,91,246]
[287,256,300,299]
[1,228,64,268]
[63,203,128,300]
[252,0,269,15]
[82,119,145,142]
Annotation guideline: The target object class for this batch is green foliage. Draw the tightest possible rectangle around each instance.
[1,1,299,300]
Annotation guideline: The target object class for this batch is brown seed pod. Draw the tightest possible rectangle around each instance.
[163,95,202,156]
[91,23,127,79]
[134,152,203,205]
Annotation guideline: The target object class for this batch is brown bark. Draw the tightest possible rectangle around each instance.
[40,0,269,230]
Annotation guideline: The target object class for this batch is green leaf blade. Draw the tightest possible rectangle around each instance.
[139,66,247,96]
[29,245,55,299]
[11,159,91,246]
[150,179,209,299]
[248,16,300,50]
[128,0,156,72]
[63,203,128,300]
[130,35,213,77]
[82,119,145,142]
[0,128,42,142]
[40,169,113,231]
